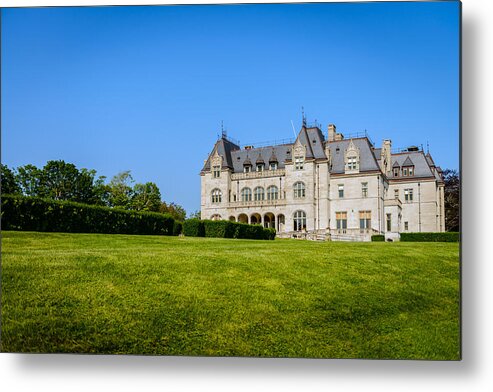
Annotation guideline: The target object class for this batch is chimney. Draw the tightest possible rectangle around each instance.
[328,124,336,142]
[380,139,392,175]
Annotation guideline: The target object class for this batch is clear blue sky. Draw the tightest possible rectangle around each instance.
[1,2,460,214]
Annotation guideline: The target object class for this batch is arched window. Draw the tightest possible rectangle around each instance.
[293,181,305,198]
[267,185,279,200]
[293,210,306,231]
[254,186,265,201]
[211,214,222,221]
[211,188,222,203]
[241,187,252,202]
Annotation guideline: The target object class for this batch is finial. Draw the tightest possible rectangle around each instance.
[301,106,306,126]
[426,141,430,154]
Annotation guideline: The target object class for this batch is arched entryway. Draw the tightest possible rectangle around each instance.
[229,216,236,222]
[277,214,285,232]
[264,212,275,229]
[238,213,249,224]
[250,213,262,225]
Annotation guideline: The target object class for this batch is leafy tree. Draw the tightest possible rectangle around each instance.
[160,202,187,222]
[1,164,21,195]
[443,169,460,232]
[92,175,112,206]
[40,160,97,203]
[188,210,201,220]
[108,171,134,209]
[16,164,44,197]
[131,182,162,212]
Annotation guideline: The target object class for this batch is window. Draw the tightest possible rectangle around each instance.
[347,156,357,170]
[267,185,279,200]
[293,181,305,198]
[294,156,304,170]
[293,210,307,231]
[404,221,409,231]
[244,166,251,173]
[336,212,347,233]
[359,211,371,232]
[270,162,278,170]
[404,188,413,202]
[338,184,344,198]
[211,214,221,221]
[211,189,222,203]
[394,189,399,200]
[403,167,408,176]
[393,167,399,177]
[256,164,264,172]
[254,186,265,201]
[408,167,414,176]
[213,165,221,178]
[361,182,368,197]
[386,213,392,232]
[241,187,252,202]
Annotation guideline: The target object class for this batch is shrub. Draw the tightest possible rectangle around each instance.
[263,227,276,240]
[1,195,174,235]
[371,235,385,242]
[203,220,236,238]
[400,232,459,242]
[183,219,274,240]
[173,221,183,236]
[183,218,205,237]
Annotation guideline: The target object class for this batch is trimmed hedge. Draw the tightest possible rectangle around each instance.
[183,219,275,240]
[1,195,174,235]
[183,218,205,237]
[400,232,460,242]
[173,221,183,236]
[371,235,385,242]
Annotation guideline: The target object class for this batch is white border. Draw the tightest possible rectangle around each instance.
[2,0,492,391]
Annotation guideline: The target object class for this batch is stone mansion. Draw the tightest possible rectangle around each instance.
[200,121,445,241]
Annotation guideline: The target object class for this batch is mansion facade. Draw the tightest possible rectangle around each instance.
[200,122,445,241]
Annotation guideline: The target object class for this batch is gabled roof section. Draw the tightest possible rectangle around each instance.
[402,156,414,167]
[388,151,434,179]
[327,138,380,174]
[201,137,240,172]
[295,126,315,159]
[256,153,264,164]
[392,161,400,168]
[269,149,278,163]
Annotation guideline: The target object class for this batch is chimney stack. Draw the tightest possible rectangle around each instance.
[328,124,336,142]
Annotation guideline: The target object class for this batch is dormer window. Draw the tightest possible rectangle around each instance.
[294,156,304,170]
[347,156,357,170]
[393,167,399,176]
[213,165,221,178]
[256,163,264,172]
[270,162,278,170]
[244,165,251,173]
[344,140,360,173]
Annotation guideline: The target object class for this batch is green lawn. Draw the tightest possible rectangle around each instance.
[1,231,460,359]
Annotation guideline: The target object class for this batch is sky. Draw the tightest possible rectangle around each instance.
[1,1,460,214]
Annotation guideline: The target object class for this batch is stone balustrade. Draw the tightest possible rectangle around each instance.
[231,169,286,180]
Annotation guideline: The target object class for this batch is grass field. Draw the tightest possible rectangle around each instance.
[1,231,460,359]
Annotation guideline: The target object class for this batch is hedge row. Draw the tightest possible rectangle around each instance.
[1,195,175,235]
[183,218,276,240]
[371,235,385,242]
[400,232,460,242]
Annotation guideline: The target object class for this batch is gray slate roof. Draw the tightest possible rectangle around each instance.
[327,138,380,174]
[388,152,434,179]
[230,144,293,172]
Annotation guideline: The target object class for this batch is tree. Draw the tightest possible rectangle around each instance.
[1,164,21,195]
[443,169,460,232]
[188,210,201,220]
[160,202,187,221]
[16,164,43,197]
[131,182,162,212]
[108,171,134,209]
[40,160,97,203]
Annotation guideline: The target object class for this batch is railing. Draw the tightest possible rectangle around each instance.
[231,169,286,180]
[241,138,295,149]
[229,198,287,208]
